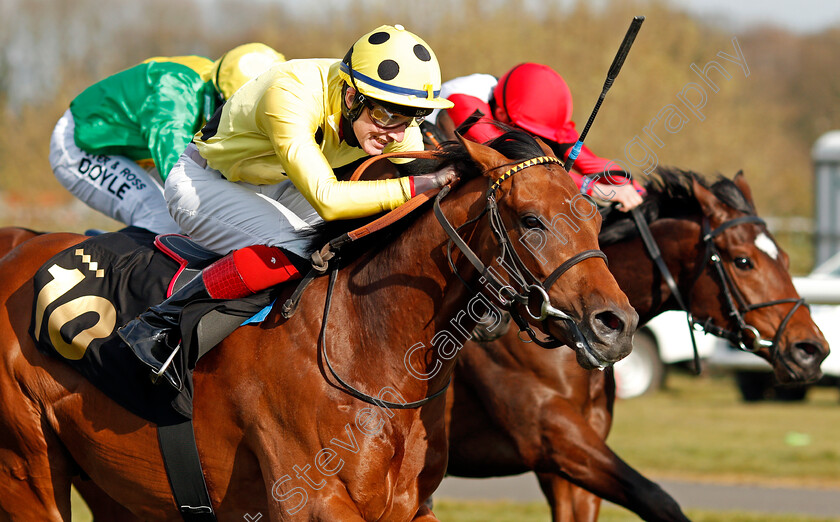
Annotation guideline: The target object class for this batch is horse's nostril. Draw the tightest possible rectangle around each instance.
[596,311,623,333]
[794,342,822,358]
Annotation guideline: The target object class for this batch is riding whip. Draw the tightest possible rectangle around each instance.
[564,15,644,174]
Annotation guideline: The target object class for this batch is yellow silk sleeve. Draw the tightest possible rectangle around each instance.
[259,84,413,221]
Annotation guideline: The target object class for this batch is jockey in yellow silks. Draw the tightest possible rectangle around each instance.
[119,25,456,390]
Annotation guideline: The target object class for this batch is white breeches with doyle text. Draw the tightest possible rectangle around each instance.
[49,109,182,235]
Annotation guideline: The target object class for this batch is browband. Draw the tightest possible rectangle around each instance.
[488,156,564,194]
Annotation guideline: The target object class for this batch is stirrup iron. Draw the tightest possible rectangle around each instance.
[152,342,182,385]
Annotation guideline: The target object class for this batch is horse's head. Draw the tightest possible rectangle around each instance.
[449,132,637,369]
[687,171,828,384]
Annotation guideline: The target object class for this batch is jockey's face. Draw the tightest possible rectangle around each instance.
[493,104,512,124]
[354,107,407,156]
[345,88,408,156]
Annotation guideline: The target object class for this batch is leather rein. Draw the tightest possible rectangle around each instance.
[630,208,805,370]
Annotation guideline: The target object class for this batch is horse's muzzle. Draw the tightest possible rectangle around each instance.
[776,338,828,384]
[552,305,638,369]
[585,306,638,366]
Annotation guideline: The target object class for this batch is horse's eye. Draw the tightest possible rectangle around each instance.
[734,257,754,270]
[521,215,542,229]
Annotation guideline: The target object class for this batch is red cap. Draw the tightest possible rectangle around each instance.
[493,63,577,143]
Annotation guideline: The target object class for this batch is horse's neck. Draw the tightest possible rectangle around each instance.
[336,183,487,388]
[606,216,703,323]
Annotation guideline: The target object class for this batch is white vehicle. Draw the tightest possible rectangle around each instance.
[707,251,840,401]
[613,310,720,399]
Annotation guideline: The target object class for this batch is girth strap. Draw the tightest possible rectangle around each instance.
[157,421,216,521]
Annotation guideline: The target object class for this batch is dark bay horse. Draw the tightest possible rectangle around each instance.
[0,131,637,521]
[444,169,828,522]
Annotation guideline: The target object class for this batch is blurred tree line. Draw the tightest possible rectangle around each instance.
[1,0,838,271]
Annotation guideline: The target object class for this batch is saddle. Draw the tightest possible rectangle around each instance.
[29,227,276,424]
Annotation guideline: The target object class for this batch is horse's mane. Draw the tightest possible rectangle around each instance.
[598,168,755,246]
[302,128,548,259]
[483,126,551,163]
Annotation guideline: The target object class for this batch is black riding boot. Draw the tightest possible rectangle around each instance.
[117,275,210,390]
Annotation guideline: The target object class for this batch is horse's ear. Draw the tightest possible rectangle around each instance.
[731,170,755,206]
[692,177,725,220]
[533,137,557,159]
[456,132,510,176]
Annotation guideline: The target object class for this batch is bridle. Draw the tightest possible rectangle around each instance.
[631,208,805,368]
[434,155,608,358]
[696,216,805,356]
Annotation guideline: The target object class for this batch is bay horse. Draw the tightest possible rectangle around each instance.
[444,169,828,522]
[0,131,637,521]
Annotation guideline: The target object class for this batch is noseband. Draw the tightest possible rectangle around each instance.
[434,155,608,356]
[632,209,804,365]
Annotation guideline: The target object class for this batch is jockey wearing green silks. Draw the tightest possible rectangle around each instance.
[49,43,285,235]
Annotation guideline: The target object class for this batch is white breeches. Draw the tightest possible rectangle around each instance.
[49,109,182,234]
[164,144,325,257]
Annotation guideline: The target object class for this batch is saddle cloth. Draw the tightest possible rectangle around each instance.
[29,227,275,425]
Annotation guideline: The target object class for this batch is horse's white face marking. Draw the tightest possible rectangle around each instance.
[755,232,779,260]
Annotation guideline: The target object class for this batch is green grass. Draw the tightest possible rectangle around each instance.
[433,500,840,522]
[608,371,840,488]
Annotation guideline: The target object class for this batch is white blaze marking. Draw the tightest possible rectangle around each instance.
[755,233,779,260]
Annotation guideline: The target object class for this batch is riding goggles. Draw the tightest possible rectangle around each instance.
[365,98,431,129]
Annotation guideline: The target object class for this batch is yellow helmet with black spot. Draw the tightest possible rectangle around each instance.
[339,24,453,118]
[206,43,286,101]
